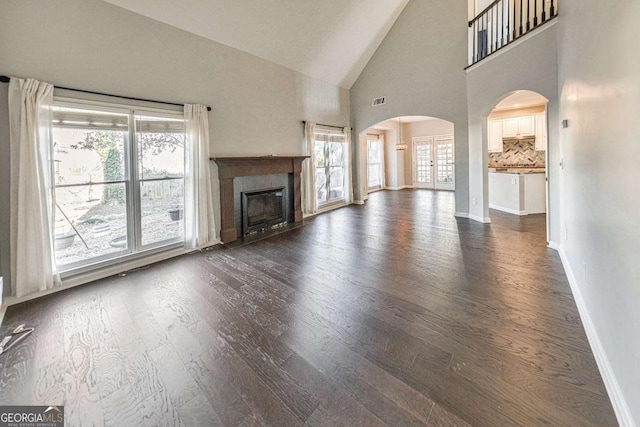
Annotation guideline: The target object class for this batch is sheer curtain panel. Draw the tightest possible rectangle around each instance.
[184,104,217,249]
[8,77,60,297]
[301,121,317,215]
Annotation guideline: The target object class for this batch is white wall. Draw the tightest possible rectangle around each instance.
[350,0,469,213]
[558,1,640,424]
[382,128,407,189]
[466,23,559,229]
[0,0,349,296]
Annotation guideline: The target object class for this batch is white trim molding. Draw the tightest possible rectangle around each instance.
[385,185,414,191]
[489,204,528,216]
[455,212,491,223]
[547,241,561,251]
[558,246,635,427]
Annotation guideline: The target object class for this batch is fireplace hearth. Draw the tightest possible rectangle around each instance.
[242,187,286,235]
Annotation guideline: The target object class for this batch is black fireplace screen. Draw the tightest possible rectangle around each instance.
[241,187,286,235]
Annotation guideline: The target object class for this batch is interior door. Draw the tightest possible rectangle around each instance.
[434,136,455,191]
[413,137,434,189]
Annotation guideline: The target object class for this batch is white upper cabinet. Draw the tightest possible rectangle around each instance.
[535,113,547,151]
[488,120,503,152]
[518,116,535,136]
[502,116,535,138]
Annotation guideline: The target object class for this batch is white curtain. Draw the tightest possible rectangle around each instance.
[301,121,317,216]
[8,77,59,298]
[379,134,387,188]
[344,126,353,204]
[184,104,217,249]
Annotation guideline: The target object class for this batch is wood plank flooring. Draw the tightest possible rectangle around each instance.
[0,190,617,426]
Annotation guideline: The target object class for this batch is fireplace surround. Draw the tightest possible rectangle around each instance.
[211,156,307,243]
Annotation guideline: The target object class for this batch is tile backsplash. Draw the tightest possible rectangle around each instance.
[489,138,545,168]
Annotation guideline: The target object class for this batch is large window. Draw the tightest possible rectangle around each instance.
[52,101,185,271]
[314,128,347,206]
[314,127,348,207]
[367,135,383,189]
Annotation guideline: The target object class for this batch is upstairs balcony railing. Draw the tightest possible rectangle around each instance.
[468,0,558,66]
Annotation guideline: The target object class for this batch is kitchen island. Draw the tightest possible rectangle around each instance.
[489,169,546,215]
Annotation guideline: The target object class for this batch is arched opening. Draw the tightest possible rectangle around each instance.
[358,116,455,201]
[486,90,550,237]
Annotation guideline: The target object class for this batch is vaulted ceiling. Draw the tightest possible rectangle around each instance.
[103,0,410,89]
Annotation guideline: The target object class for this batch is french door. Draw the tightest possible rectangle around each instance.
[52,101,185,272]
[413,135,455,191]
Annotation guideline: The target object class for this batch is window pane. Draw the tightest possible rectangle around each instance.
[314,142,325,168]
[54,183,128,266]
[368,165,380,187]
[329,167,344,201]
[136,114,185,179]
[316,170,327,204]
[436,142,455,184]
[330,143,343,166]
[140,179,184,246]
[368,141,379,164]
[53,126,127,186]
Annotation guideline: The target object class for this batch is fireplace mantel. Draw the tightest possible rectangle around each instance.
[211,156,308,243]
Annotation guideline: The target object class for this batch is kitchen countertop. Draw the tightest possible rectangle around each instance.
[489,168,545,174]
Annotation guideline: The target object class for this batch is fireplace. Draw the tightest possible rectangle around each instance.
[242,187,286,235]
[211,156,308,243]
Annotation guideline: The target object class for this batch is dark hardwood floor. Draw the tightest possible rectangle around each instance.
[0,190,617,426]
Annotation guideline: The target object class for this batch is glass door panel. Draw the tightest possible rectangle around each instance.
[414,138,434,189]
[435,137,455,191]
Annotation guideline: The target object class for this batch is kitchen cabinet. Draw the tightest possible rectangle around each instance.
[502,115,535,138]
[488,119,503,152]
[535,113,547,151]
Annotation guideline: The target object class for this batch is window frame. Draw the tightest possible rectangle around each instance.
[52,97,186,276]
[314,127,347,208]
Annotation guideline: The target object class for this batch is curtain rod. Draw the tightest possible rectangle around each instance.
[302,120,351,130]
[0,75,212,112]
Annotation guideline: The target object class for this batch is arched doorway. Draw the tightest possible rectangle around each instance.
[486,90,550,238]
[358,116,455,202]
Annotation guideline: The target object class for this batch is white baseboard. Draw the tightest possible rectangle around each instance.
[455,211,491,223]
[547,241,561,251]
[352,200,365,205]
[558,245,635,427]
[384,185,413,191]
[470,214,492,223]
[489,204,527,216]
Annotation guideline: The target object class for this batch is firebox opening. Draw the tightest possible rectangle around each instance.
[242,187,286,235]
